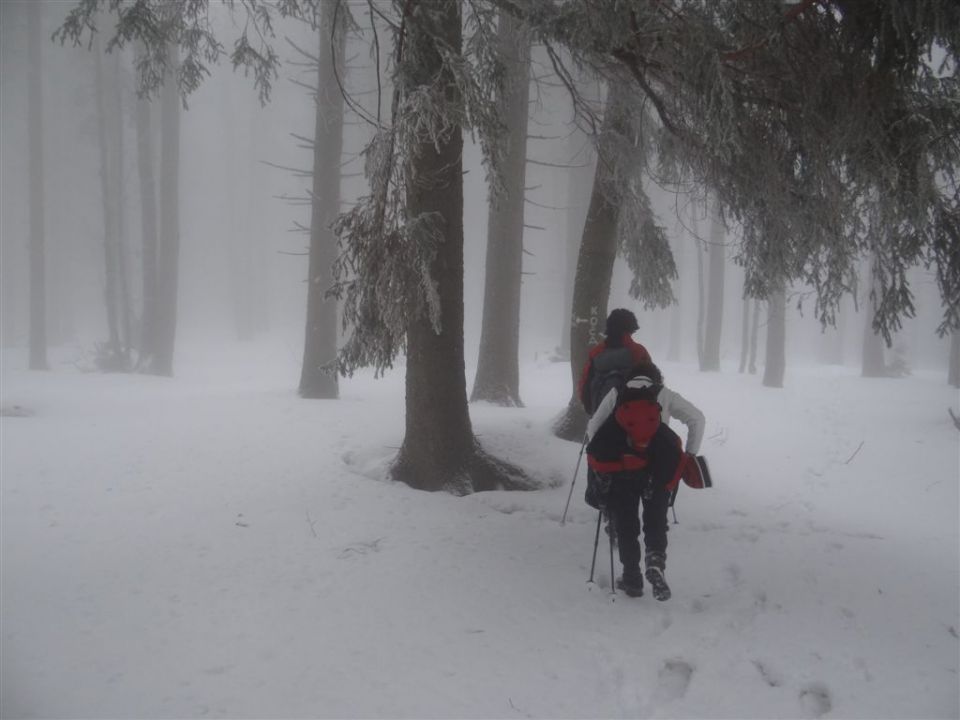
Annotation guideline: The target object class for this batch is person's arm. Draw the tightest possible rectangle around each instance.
[662,387,705,454]
[586,388,618,441]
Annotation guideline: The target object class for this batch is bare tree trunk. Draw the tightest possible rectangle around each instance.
[861,258,887,378]
[471,12,530,407]
[94,30,124,366]
[738,290,749,373]
[558,127,595,358]
[150,41,180,376]
[135,43,159,367]
[27,0,47,369]
[701,195,725,371]
[666,232,683,362]
[949,330,959,388]
[763,287,786,388]
[112,50,133,365]
[553,84,630,441]
[299,1,345,399]
[695,205,706,370]
[391,1,530,493]
[749,299,761,374]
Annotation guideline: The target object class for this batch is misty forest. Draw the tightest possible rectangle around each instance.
[2,1,959,718]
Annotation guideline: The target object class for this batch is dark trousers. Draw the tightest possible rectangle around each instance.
[607,471,668,578]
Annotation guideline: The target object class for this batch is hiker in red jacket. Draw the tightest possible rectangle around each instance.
[578,309,652,413]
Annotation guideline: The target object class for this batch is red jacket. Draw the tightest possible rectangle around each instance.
[577,335,652,410]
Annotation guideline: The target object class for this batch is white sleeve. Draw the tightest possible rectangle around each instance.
[663,387,706,454]
[586,388,618,442]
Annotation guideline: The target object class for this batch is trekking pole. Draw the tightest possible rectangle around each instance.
[669,486,680,525]
[560,434,588,526]
[587,510,602,584]
[609,515,616,596]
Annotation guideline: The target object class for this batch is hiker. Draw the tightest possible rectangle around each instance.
[578,308,652,414]
[584,361,706,600]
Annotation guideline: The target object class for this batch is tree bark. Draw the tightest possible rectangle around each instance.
[666,232,683,362]
[695,204,706,370]
[391,1,531,493]
[27,0,47,370]
[149,41,180,376]
[553,84,630,441]
[471,12,530,407]
[299,0,345,399]
[762,287,786,388]
[701,195,725,371]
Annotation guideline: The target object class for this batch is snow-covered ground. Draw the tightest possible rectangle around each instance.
[2,341,958,719]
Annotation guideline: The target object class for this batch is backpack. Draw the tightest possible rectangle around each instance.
[586,375,663,464]
[583,346,635,415]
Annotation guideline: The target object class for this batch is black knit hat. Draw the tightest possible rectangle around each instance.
[605,308,639,339]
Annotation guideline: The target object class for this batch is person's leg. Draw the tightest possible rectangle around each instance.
[641,480,671,600]
[609,472,643,594]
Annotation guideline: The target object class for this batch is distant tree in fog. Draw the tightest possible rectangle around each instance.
[94,30,132,370]
[148,41,181,376]
[27,0,48,370]
[471,11,531,408]
[134,41,159,369]
[299,1,346,400]
[700,195,725,371]
[949,331,959,388]
[763,286,786,389]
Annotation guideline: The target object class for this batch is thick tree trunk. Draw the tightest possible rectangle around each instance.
[391,1,531,494]
[553,85,630,441]
[763,287,786,388]
[135,44,159,367]
[299,1,345,399]
[27,0,47,370]
[701,196,725,371]
[150,42,180,376]
[471,13,530,407]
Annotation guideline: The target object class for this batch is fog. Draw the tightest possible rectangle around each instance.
[0,1,953,380]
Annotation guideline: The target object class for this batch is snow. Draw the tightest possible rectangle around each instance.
[2,341,958,719]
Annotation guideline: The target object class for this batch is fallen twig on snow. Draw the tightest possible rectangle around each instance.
[843,441,864,464]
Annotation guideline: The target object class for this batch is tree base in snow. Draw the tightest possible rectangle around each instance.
[552,397,587,443]
[391,442,537,495]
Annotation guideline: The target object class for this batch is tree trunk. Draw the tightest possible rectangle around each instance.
[861,259,887,378]
[666,232,683,362]
[94,30,124,367]
[299,1,345,399]
[112,50,133,364]
[763,287,786,388]
[701,195,725,371]
[949,330,959,388]
[553,84,630,441]
[695,204,706,370]
[471,13,530,407]
[391,0,530,494]
[748,299,761,374]
[27,0,47,370]
[738,289,749,373]
[150,41,180,376]
[135,43,159,367]
[558,127,595,358]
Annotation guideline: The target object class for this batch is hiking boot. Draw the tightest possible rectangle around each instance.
[615,573,644,598]
[645,567,671,601]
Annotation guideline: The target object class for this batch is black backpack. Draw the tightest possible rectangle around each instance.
[583,346,635,415]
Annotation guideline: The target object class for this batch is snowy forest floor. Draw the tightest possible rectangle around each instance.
[2,341,958,719]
